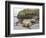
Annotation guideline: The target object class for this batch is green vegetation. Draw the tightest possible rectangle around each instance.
[17,9,39,19]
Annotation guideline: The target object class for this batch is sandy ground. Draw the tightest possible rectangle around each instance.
[14,17,39,30]
[14,23,39,30]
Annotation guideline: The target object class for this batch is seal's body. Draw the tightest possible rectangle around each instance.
[22,19,32,28]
